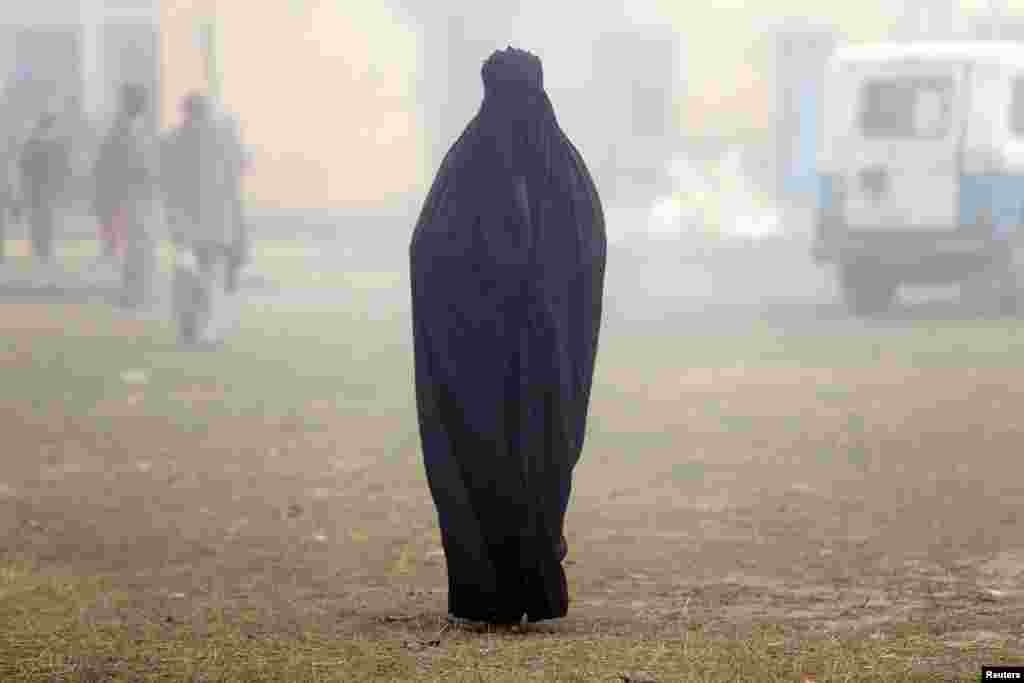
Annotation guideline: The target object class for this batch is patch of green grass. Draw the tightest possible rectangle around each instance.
[845,414,866,434]
[0,562,1009,682]
[586,429,684,467]
[718,413,755,433]
[670,462,706,483]
[3,237,406,292]
[841,414,871,470]
[0,302,415,428]
[815,386,850,402]
[846,446,869,470]
[783,415,805,433]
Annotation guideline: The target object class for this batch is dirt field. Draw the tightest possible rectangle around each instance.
[2,277,1024,678]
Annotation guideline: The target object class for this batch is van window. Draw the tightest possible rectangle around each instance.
[859,77,953,139]
[1011,78,1024,136]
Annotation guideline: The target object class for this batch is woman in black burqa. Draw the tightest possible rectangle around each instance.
[410,47,606,625]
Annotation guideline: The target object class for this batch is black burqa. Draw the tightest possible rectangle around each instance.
[410,48,606,624]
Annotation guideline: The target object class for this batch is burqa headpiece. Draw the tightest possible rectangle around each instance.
[481,47,544,96]
[475,48,551,177]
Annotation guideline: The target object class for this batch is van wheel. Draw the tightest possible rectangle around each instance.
[840,263,896,317]
[961,265,1020,317]
[999,293,1021,317]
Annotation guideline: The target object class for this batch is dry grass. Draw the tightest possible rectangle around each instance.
[1,561,1011,682]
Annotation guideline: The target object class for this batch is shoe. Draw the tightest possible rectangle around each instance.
[446,614,490,629]
[87,254,119,278]
[179,333,223,351]
[197,324,224,349]
[446,613,526,629]
[35,262,59,288]
[116,297,143,313]
[191,339,224,351]
[116,296,161,321]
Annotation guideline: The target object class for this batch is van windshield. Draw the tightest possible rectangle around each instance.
[859,76,954,139]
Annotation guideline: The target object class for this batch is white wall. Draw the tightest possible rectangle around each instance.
[98,0,159,25]
[0,0,159,129]
[85,0,159,123]
[0,0,82,28]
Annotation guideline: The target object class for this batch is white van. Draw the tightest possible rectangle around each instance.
[813,41,1024,315]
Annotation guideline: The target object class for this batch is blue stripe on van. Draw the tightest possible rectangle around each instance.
[785,79,822,202]
[817,174,835,213]
[959,175,1024,238]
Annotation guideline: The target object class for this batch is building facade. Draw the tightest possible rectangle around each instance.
[0,0,160,132]
[160,1,423,209]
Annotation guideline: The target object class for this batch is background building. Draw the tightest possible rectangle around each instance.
[0,0,160,133]
[5,1,1015,214]
[160,1,422,210]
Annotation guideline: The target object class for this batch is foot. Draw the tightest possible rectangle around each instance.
[446,613,526,629]
[191,339,224,351]
[88,254,119,276]
[117,296,143,311]
[116,296,159,320]
[37,263,61,288]
[179,327,223,351]
[198,325,224,349]
[446,614,490,629]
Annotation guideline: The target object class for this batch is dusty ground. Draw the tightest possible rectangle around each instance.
[2,222,1024,679]
[1,299,1023,662]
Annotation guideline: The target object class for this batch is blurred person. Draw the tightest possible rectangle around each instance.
[60,96,102,232]
[91,96,126,270]
[92,189,126,268]
[93,83,160,308]
[162,92,241,347]
[19,113,71,266]
[410,47,606,626]
[0,131,22,263]
[219,113,250,293]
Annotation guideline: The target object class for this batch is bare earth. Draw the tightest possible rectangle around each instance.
[2,313,1023,658]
